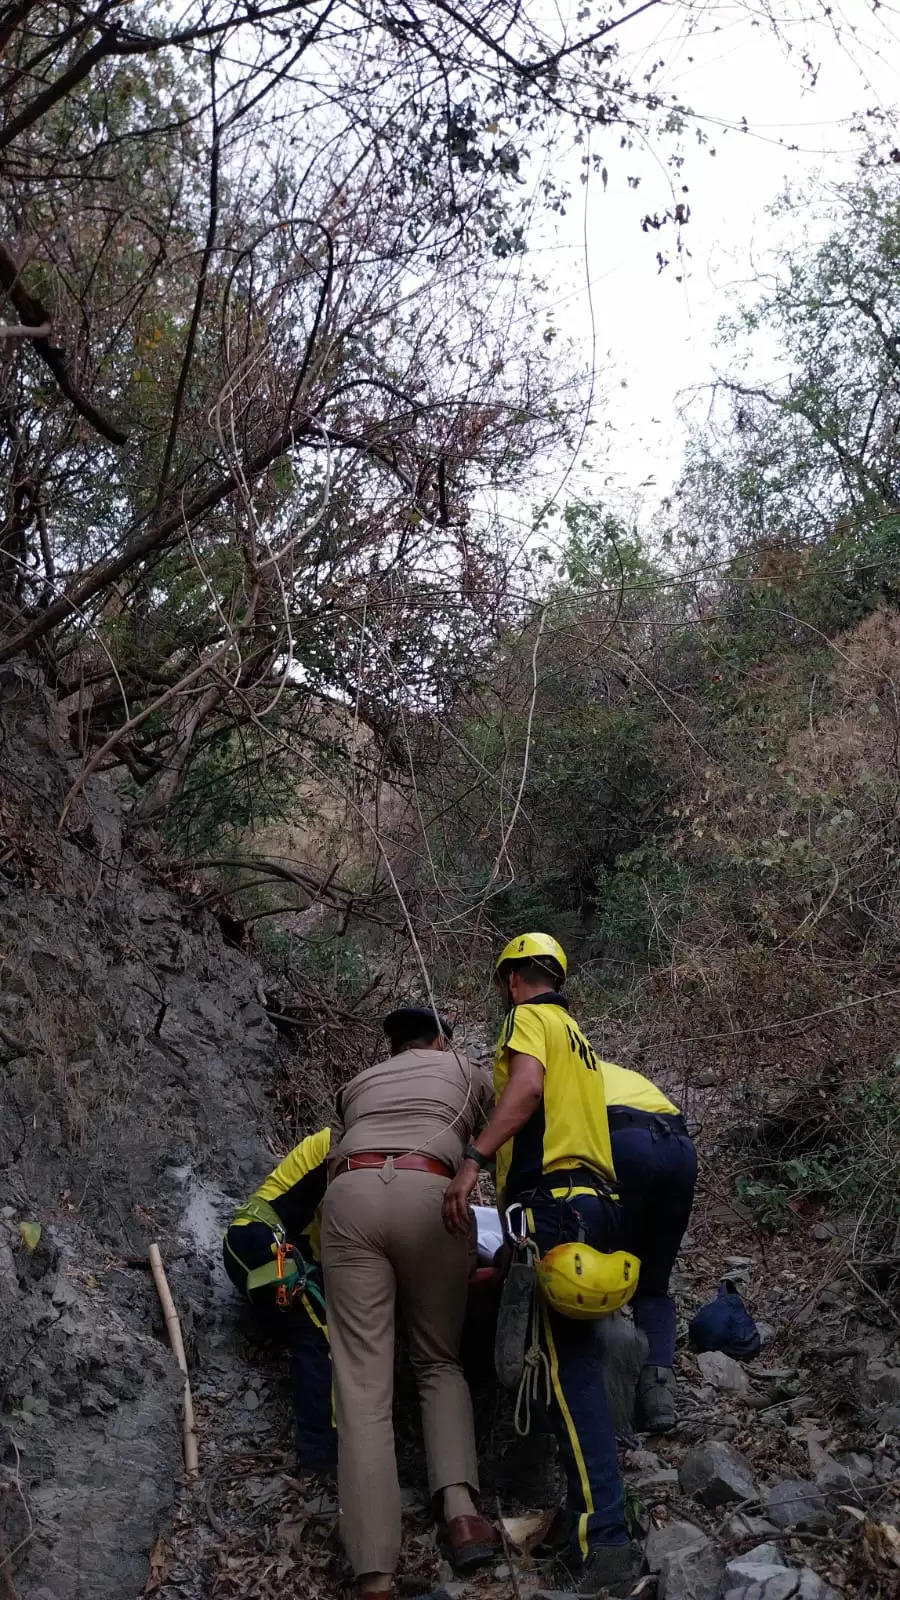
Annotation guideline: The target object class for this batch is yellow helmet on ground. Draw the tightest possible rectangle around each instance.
[494,932,568,983]
[536,1243,640,1319]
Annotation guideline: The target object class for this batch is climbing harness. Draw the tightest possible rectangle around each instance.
[226,1195,327,1322]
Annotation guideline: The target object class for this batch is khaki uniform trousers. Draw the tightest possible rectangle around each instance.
[321,1167,479,1576]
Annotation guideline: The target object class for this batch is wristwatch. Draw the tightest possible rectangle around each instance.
[463,1142,491,1170]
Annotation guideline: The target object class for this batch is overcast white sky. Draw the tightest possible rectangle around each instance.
[524,0,900,530]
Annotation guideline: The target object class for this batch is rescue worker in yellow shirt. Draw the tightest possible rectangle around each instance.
[600,1059,697,1432]
[223,1128,335,1474]
[442,933,638,1600]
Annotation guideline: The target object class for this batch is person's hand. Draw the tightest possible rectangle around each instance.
[442,1159,479,1235]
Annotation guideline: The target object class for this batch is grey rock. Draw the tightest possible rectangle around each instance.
[811,1222,836,1242]
[809,1441,870,1506]
[679,1442,759,1507]
[644,1520,708,1573]
[633,1467,680,1491]
[765,1479,832,1532]
[696,1351,751,1396]
[876,1402,900,1433]
[788,1395,818,1420]
[740,1544,785,1567]
[836,1451,873,1479]
[725,1564,793,1588]
[725,1513,778,1540]
[872,1452,898,1483]
[658,1541,725,1600]
[866,1360,900,1404]
[723,1569,840,1600]
[242,1388,260,1411]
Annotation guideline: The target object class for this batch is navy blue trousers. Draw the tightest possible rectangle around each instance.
[611,1125,697,1366]
[223,1222,336,1469]
[525,1188,629,1558]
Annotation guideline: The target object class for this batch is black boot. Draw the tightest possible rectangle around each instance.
[533,1541,639,1599]
[634,1363,676,1432]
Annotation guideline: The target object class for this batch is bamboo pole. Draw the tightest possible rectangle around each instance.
[148,1242,199,1478]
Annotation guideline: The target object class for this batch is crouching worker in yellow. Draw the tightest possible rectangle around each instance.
[442,934,639,1600]
[223,1127,335,1475]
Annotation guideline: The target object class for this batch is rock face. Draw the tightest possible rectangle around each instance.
[765,1479,832,1532]
[0,673,279,1599]
[679,1441,759,1507]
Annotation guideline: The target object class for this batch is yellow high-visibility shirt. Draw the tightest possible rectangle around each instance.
[600,1061,679,1117]
[232,1127,330,1260]
[493,995,616,1202]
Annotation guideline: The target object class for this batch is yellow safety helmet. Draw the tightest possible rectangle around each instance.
[494,932,568,983]
[536,1243,640,1320]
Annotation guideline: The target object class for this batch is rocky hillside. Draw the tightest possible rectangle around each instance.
[0,666,281,1598]
[1,665,898,1600]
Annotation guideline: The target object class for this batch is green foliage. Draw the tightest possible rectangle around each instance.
[737,1155,842,1233]
[561,504,662,594]
[669,172,900,580]
[737,1070,900,1238]
[158,731,306,855]
[255,923,372,1002]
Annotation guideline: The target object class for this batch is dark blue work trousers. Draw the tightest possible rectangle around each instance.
[524,1185,629,1559]
[610,1120,698,1367]
[222,1222,336,1469]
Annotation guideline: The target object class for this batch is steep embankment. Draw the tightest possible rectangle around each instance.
[1,666,897,1600]
[0,667,282,1598]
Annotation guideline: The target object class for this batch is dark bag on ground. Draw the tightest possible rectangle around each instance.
[688,1278,761,1361]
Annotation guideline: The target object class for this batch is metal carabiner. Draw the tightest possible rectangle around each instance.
[505,1202,529,1247]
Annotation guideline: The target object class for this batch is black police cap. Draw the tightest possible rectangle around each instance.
[382,1006,454,1045]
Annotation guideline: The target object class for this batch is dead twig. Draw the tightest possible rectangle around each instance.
[495,1496,523,1600]
[148,1242,199,1478]
[846,1259,900,1331]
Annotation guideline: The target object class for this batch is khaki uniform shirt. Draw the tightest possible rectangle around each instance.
[328,1046,492,1177]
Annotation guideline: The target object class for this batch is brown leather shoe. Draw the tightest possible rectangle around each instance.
[444,1512,502,1573]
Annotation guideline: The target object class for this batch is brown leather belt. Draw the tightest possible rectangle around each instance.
[332,1151,453,1180]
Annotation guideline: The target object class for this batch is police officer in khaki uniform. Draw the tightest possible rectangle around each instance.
[321,1006,499,1600]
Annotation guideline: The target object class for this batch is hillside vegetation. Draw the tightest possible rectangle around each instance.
[2,7,899,1598]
